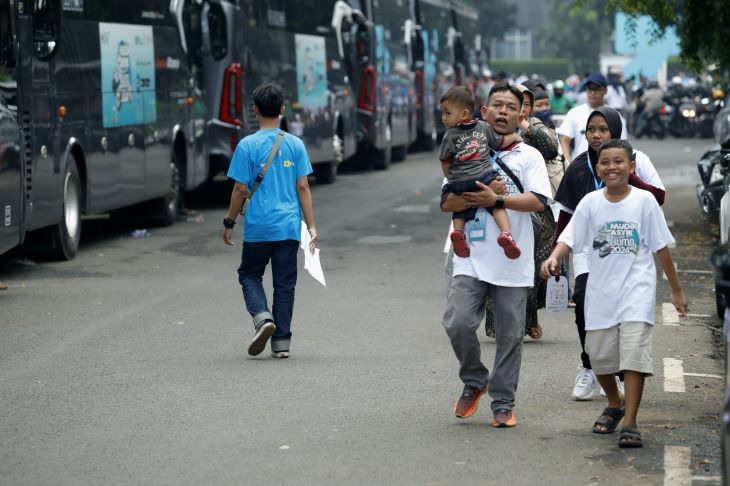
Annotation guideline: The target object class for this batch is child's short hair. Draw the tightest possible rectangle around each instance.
[487,82,524,108]
[596,139,635,161]
[253,82,284,117]
[440,86,475,111]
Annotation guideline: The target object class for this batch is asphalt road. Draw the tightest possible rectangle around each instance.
[0,135,724,485]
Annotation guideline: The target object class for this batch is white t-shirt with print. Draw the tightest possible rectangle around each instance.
[559,187,674,330]
[452,142,553,287]
[571,149,665,277]
[556,103,628,161]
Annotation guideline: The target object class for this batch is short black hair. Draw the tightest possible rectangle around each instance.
[253,81,284,117]
[440,85,474,111]
[487,82,524,108]
[596,139,635,161]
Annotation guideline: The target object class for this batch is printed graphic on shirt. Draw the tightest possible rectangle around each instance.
[492,163,522,195]
[592,220,640,258]
[456,131,488,162]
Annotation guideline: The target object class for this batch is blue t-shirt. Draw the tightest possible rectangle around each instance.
[227,128,313,242]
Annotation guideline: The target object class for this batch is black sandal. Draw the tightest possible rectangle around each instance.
[592,407,624,434]
[618,427,642,448]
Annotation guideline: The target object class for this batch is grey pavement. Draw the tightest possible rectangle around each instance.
[0,136,724,485]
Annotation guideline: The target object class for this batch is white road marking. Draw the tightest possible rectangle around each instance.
[663,358,686,393]
[692,475,722,482]
[662,303,680,326]
[393,204,431,213]
[357,235,412,244]
[664,446,692,486]
[687,313,713,318]
[683,372,723,380]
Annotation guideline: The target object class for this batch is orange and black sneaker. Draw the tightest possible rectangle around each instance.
[496,232,521,259]
[490,408,517,428]
[454,384,487,418]
[450,230,471,258]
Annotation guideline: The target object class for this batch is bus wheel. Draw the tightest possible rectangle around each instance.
[391,145,407,162]
[314,162,337,184]
[48,159,82,260]
[372,124,392,171]
[150,157,180,227]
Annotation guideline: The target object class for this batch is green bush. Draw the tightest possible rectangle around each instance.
[489,59,572,81]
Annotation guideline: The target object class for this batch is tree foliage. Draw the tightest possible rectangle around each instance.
[603,0,730,71]
[538,0,614,74]
[474,0,517,41]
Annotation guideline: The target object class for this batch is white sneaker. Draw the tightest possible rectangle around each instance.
[271,351,289,359]
[599,376,625,398]
[572,366,597,400]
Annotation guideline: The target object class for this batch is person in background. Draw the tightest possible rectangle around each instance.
[605,71,629,117]
[550,79,573,115]
[557,73,627,163]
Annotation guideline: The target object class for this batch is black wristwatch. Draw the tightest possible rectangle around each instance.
[494,195,505,209]
[223,217,236,229]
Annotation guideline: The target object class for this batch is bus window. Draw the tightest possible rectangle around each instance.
[33,0,61,59]
[208,2,228,60]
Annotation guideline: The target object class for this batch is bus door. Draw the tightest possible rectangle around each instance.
[0,0,24,255]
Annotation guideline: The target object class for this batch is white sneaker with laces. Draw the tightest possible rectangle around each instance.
[271,351,289,359]
[599,376,625,397]
[572,366,597,400]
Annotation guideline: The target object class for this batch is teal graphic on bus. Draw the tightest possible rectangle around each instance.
[295,34,327,110]
[99,23,156,128]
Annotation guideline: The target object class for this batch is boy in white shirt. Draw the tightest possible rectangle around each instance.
[541,139,688,448]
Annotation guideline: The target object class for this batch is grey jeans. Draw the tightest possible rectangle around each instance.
[442,274,528,411]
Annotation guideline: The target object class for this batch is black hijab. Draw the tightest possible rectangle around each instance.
[554,106,624,211]
[586,106,623,162]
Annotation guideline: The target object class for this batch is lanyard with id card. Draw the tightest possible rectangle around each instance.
[466,215,485,242]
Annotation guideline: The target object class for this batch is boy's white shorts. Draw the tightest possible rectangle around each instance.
[585,321,654,375]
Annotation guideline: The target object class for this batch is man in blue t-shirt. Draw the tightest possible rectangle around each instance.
[223,82,318,359]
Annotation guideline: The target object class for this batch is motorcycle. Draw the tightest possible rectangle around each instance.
[633,108,666,139]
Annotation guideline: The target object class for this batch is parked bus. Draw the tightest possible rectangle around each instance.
[0,0,208,260]
[198,0,244,179]
[412,0,459,142]
[233,0,357,184]
[332,0,417,169]
[0,6,23,256]
[451,0,487,87]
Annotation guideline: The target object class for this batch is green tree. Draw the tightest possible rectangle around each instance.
[474,0,517,42]
[538,0,615,74]
[603,0,730,71]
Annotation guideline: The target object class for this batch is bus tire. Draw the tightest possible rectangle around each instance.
[372,124,392,171]
[48,159,83,261]
[391,145,407,162]
[149,155,180,227]
[314,162,337,184]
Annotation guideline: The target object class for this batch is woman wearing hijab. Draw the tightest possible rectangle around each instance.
[553,106,666,401]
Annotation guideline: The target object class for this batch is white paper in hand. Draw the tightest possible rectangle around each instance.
[300,221,326,287]
[546,275,568,313]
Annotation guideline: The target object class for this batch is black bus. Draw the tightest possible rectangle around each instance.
[412,0,459,142]
[0,0,208,260]
[234,0,357,184]
[198,0,244,179]
[333,0,417,169]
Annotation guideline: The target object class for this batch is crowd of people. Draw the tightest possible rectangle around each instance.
[437,72,689,448]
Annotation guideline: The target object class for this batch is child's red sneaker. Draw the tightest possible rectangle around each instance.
[450,230,470,258]
[497,231,521,259]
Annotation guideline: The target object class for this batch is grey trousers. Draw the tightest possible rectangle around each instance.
[442,274,528,412]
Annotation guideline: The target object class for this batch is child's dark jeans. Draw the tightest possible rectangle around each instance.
[445,169,499,221]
